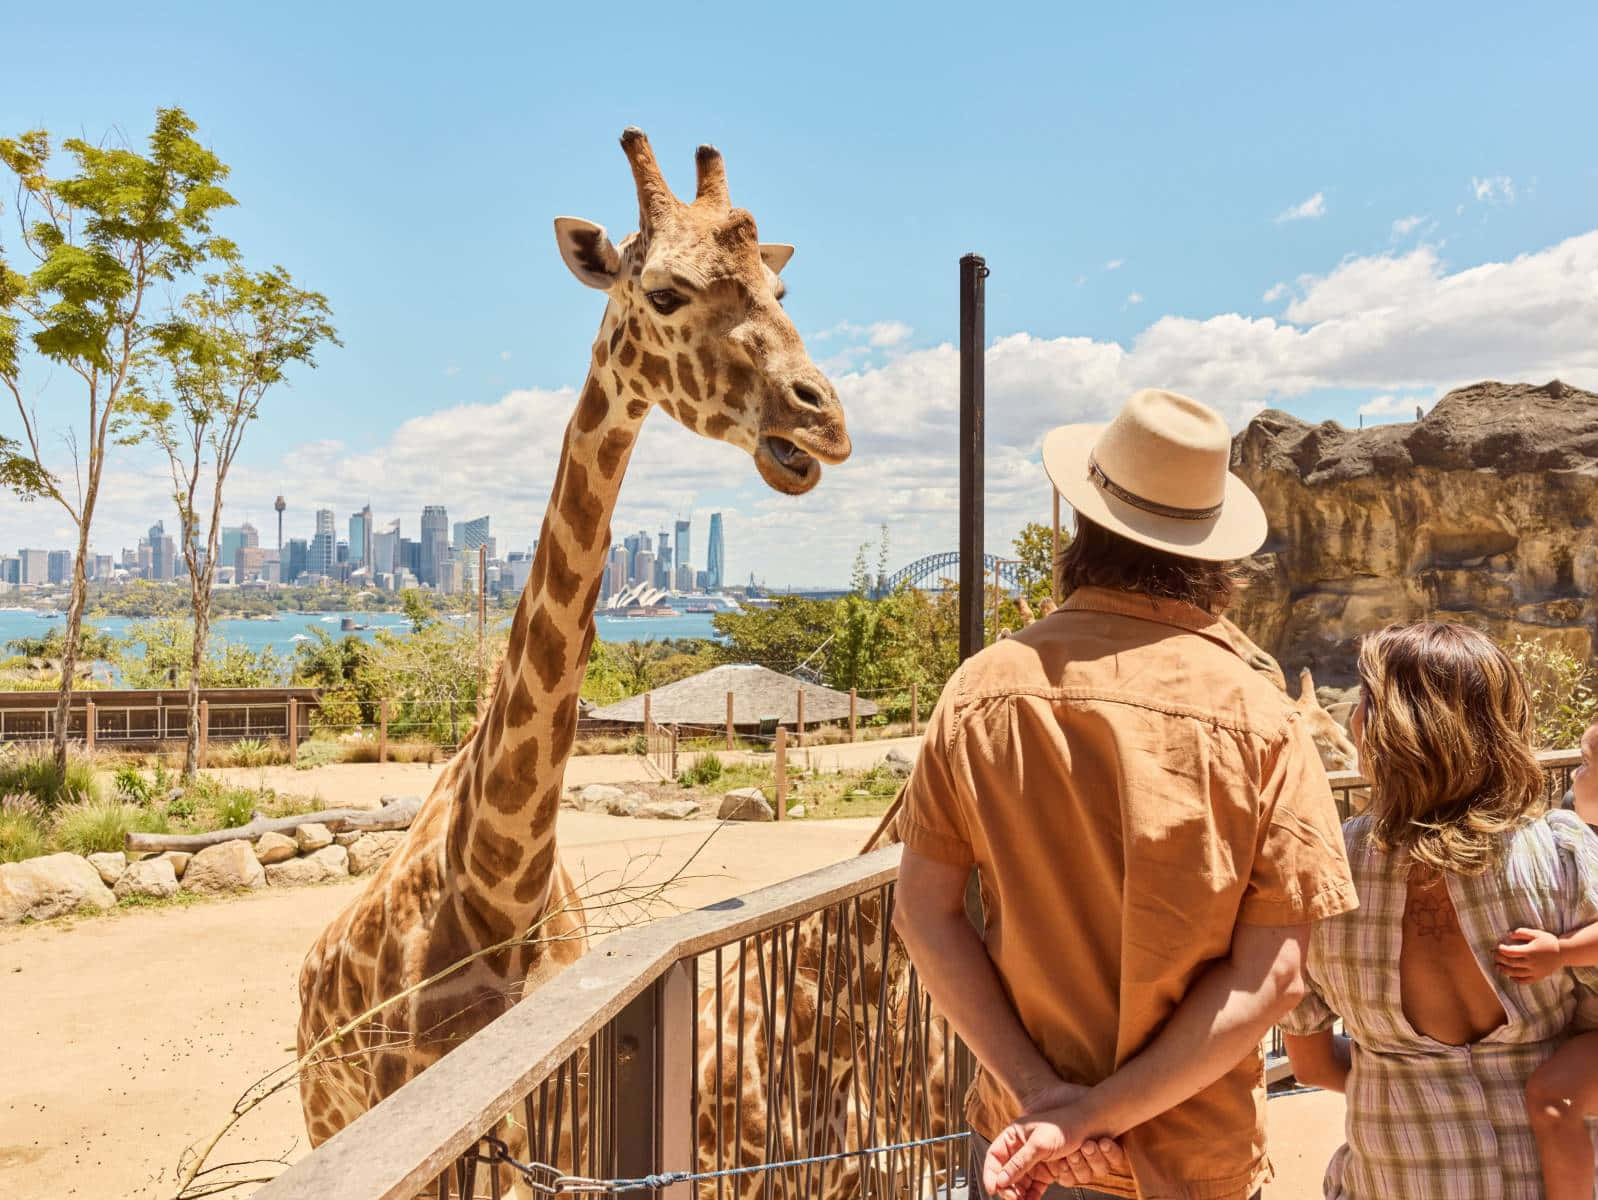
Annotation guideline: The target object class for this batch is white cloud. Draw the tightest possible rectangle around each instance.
[1103,259,1124,271]
[867,320,911,348]
[1472,175,1515,205]
[1262,282,1289,304]
[1125,292,1144,306]
[1358,393,1433,419]
[8,231,1597,588]
[1275,192,1327,223]
[1390,214,1425,238]
[499,350,512,361]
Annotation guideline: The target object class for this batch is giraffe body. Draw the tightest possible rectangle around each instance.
[295,130,849,1161]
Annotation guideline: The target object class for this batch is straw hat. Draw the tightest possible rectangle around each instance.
[1043,388,1267,562]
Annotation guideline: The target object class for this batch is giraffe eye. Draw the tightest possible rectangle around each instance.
[645,289,686,315]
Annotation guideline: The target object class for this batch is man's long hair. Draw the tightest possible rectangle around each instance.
[1057,516,1236,612]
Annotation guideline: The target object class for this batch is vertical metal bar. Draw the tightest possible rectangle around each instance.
[198,699,209,767]
[726,690,735,751]
[959,252,988,663]
[380,698,389,762]
[774,726,787,820]
[714,946,725,1200]
[288,699,298,766]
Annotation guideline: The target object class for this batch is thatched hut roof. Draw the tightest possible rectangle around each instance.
[585,663,877,727]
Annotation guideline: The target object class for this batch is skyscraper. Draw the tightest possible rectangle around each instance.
[308,509,337,577]
[706,512,725,590]
[371,519,400,578]
[349,505,373,568]
[285,538,309,583]
[607,545,629,600]
[420,505,449,587]
[17,548,48,584]
[274,495,286,550]
[656,527,673,589]
[220,526,247,573]
[674,518,691,572]
[47,550,72,584]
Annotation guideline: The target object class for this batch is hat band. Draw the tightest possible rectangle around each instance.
[1088,457,1223,522]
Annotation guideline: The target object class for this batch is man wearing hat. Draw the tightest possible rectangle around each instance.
[892,390,1358,1199]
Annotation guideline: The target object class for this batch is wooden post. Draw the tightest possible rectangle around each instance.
[910,681,919,737]
[774,725,787,821]
[795,688,805,748]
[725,691,735,751]
[85,700,95,752]
[670,726,679,777]
[613,960,696,1199]
[1051,487,1063,605]
[198,700,209,769]
[379,698,389,763]
[288,699,298,766]
[849,688,857,742]
[643,693,653,738]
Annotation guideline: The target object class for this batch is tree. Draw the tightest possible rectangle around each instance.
[1012,520,1062,608]
[115,619,286,688]
[711,596,835,672]
[138,261,337,776]
[0,109,234,768]
[400,588,434,634]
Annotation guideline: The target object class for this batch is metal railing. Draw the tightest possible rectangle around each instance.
[258,845,967,1200]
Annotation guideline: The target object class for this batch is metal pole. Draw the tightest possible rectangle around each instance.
[288,699,298,766]
[959,252,988,663]
[198,700,209,769]
[774,726,787,821]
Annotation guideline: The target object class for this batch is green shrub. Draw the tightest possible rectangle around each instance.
[0,795,48,863]
[224,738,275,767]
[114,764,154,806]
[1510,637,1598,750]
[0,749,101,812]
[212,786,258,829]
[678,752,725,788]
[52,798,168,856]
[164,792,196,821]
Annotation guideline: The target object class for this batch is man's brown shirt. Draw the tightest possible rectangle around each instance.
[900,587,1358,1199]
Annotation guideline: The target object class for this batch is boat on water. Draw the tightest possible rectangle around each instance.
[339,617,368,631]
[290,633,311,642]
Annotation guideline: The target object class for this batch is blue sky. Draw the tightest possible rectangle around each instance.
[4,1,1596,585]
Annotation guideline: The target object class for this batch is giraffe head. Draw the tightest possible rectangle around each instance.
[553,128,849,495]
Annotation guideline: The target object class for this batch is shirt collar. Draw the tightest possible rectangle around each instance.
[1059,586,1260,664]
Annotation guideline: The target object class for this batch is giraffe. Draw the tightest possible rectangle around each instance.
[294,128,851,1156]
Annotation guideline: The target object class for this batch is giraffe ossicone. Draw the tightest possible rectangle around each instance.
[294,128,851,1159]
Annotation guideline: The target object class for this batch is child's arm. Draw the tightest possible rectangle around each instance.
[1497,920,1598,983]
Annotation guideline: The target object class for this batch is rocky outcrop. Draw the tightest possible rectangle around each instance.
[183,841,267,895]
[719,788,774,822]
[115,857,180,901]
[1230,380,1598,683]
[265,845,350,887]
[253,832,298,864]
[346,830,406,876]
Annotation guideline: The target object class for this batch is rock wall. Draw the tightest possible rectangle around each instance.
[1229,380,1598,684]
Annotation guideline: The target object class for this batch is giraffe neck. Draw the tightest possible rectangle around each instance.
[442,304,648,940]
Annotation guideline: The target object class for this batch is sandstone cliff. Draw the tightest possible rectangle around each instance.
[1229,380,1598,684]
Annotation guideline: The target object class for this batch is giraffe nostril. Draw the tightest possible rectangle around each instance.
[790,382,825,410]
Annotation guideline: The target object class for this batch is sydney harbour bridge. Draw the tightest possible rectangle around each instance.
[869,551,1025,598]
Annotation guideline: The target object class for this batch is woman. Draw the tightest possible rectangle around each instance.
[1283,623,1598,1198]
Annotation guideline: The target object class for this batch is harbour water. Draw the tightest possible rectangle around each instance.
[0,606,722,662]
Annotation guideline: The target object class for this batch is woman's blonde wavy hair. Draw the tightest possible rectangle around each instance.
[1358,622,1546,876]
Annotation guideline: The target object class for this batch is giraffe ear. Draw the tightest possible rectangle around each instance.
[759,243,795,274]
[554,217,622,290]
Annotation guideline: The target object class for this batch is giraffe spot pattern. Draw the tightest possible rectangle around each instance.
[639,351,672,392]
[575,377,609,433]
[596,428,632,478]
[467,819,526,884]
[625,398,649,419]
[705,413,734,439]
[558,459,603,550]
[511,839,556,905]
[676,353,700,402]
[543,534,582,605]
[527,605,568,692]
[695,344,719,399]
[618,340,637,368]
[677,400,699,430]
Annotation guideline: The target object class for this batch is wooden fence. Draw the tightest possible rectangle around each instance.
[0,687,323,751]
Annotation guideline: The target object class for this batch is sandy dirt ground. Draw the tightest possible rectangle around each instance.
[0,783,1347,1199]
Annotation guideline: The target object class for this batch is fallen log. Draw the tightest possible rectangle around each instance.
[125,796,422,853]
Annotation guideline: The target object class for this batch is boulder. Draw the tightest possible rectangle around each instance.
[882,747,915,778]
[294,822,334,852]
[786,805,807,819]
[635,798,699,821]
[347,830,406,876]
[577,784,627,813]
[183,841,266,895]
[253,831,298,865]
[1231,381,1598,683]
[333,832,361,846]
[718,788,773,822]
[114,856,180,901]
[266,845,350,888]
[0,853,116,924]
[87,851,127,887]
[159,850,192,880]
[601,791,640,817]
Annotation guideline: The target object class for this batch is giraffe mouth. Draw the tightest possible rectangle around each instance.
[758,435,822,493]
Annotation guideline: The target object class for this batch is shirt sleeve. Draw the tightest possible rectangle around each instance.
[896,684,974,866]
[1237,714,1361,927]
[1279,964,1339,1036]
[1549,811,1598,993]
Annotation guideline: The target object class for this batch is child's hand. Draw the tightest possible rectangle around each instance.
[1496,928,1563,983]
